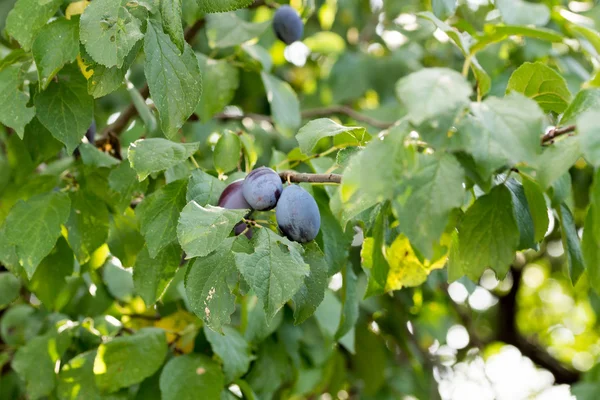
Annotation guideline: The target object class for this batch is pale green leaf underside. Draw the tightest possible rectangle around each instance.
[80,0,144,68]
[296,118,365,155]
[0,66,35,137]
[177,202,247,258]
[128,138,200,181]
[261,72,301,137]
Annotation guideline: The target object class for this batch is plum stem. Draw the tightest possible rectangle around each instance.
[541,125,576,145]
[279,171,342,184]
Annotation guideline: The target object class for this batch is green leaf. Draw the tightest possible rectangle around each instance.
[506,62,571,114]
[535,136,581,189]
[64,190,109,263]
[128,138,200,181]
[137,179,188,258]
[214,131,242,175]
[457,185,519,280]
[58,351,129,400]
[79,143,120,168]
[296,119,365,155]
[103,257,134,301]
[185,238,239,331]
[292,242,328,324]
[314,188,352,276]
[196,54,240,121]
[28,238,75,312]
[395,68,471,125]
[520,173,549,242]
[80,0,144,68]
[261,72,301,137]
[458,93,544,178]
[363,206,390,297]
[2,192,70,278]
[186,169,226,206]
[557,203,585,284]
[206,13,270,48]
[495,0,550,26]
[199,0,253,13]
[505,179,536,250]
[0,272,20,309]
[393,153,464,258]
[576,111,600,167]
[583,207,600,294]
[241,43,273,71]
[561,89,600,125]
[0,66,35,138]
[23,117,63,164]
[335,263,359,341]
[160,354,225,400]
[108,161,148,213]
[94,328,168,393]
[144,20,202,139]
[32,18,79,89]
[107,209,145,268]
[133,243,181,307]
[205,326,252,381]
[234,229,309,321]
[177,202,248,258]
[13,329,71,399]
[432,0,457,20]
[6,0,62,51]
[34,65,94,154]
[471,25,564,55]
[160,0,184,53]
[246,338,290,397]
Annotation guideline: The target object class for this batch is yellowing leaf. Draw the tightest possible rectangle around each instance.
[154,310,198,354]
[77,55,94,80]
[384,234,448,291]
[66,0,90,19]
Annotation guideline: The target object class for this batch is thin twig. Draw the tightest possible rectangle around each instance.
[541,125,576,145]
[279,171,342,184]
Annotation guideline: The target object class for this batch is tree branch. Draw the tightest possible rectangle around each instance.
[213,106,394,130]
[279,171,342,184]
[541,125,576,144]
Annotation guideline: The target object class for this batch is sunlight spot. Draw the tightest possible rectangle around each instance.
[572,352,594,371]
[407,321,413,334]
[433,28,450,43]
[480,269,499,291]
[447,325,469,350]
[229,384,243,397]
[284,42,310,67]
[468,287,497,311]
[546,240,564,258]
[89,284,97,296]
[369,321,380,334]
[328,273,343,291]
[448,282,469,304]
[523,265,545,289]
[107,112,120,124]
[337,390,349,400]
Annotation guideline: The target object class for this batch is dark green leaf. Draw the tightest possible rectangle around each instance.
[261,72,301,137]
[520,173,549,242]
[0,272,20,309]
[6,0,62,50]
[160,0,184,53]
[107,209,145,268]
[214,131,242,175]
[292,242,328,324]
[133,243,181,306]
[196,54,239,121]
[0,66,35,137]
[1,192,70,277]
[159,354,225,400]
[457,185,519,279]
[32,18,79,89]
[505,179,536,250]
[205,326,252,381]
[557,203,585,284]
[199,0,253,13]
[234,229,309,321]
[34,65,94,154]
[206,13,270,48]
[137,179,188,258]
[65,190,109,263]
[186,169,226,206]
[144,20,202,139]
[561,88,600,125]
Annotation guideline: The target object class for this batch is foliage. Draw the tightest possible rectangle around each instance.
[2,0,600,399]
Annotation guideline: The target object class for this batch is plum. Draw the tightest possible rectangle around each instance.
[86,119,96,145]
[242,167,283,211]
[273,5,304,45]
[276,185,320,243]
[219,179,252,238]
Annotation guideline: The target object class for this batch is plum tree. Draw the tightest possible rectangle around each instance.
[242,167,283,211]
[275,185,321,243]
[219,179,252,238]
[272,5,304,45]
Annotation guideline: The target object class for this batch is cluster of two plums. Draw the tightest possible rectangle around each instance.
[219,167,321,243]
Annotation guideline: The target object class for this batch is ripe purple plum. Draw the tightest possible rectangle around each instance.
[273,5,304,45]
[219,179,252,239]
[242,167,283,211]
[275,185,321,243]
